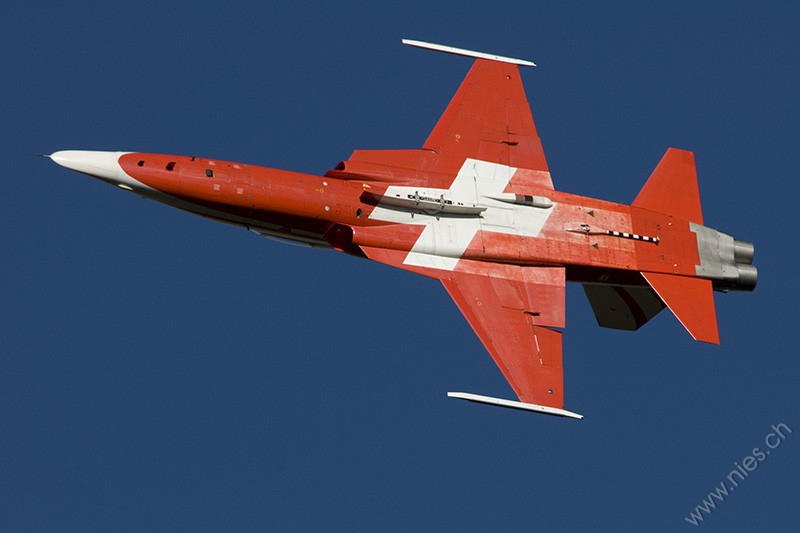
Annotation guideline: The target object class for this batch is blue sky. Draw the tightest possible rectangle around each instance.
[3,1,798,531]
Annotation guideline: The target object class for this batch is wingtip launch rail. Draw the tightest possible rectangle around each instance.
[448,392,584,419]
[402,39,537,67]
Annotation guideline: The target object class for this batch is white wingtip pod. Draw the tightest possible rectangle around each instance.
[402,39,536,67]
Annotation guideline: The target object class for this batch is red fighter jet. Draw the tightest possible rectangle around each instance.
[48,40,756,419]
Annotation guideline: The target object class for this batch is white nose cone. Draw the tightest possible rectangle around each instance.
[50,150,126,181]
[49,149,152,194]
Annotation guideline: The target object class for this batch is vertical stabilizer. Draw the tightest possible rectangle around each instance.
[633,148,704,224]
[641,272,719,344]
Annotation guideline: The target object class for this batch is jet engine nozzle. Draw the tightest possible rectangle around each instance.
[734,263,758,291]
[712,262,758,292]
[733,239,754,265]
[692,224,758,292]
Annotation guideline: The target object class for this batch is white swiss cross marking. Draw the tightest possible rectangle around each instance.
[368,159,555,271]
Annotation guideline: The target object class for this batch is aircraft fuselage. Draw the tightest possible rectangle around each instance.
[61,150,750,294]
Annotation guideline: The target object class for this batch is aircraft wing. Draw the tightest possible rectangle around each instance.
[360,245,574,414]
[422,57,553,190]
[439,264,566,409]
[330,52,553,192]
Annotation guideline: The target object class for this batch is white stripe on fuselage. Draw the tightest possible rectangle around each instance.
[368,159,555,270]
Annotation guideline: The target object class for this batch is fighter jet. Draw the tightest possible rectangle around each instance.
[47,40,757,419]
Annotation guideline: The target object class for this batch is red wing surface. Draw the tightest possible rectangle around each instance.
[423,58,552,190]
[440,265,566,408]
[330,58,553,191]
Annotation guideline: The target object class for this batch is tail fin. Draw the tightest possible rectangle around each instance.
[632,148,704,225]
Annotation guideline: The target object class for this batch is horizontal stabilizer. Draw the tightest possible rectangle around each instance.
[448,392,583,419]
[641,272,719,344]
[633,148,704,224]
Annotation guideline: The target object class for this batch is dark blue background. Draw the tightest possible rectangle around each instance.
[4,2,797,530]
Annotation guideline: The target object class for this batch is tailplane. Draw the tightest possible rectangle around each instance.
[641,272,719,344]
[632,148,704,224]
